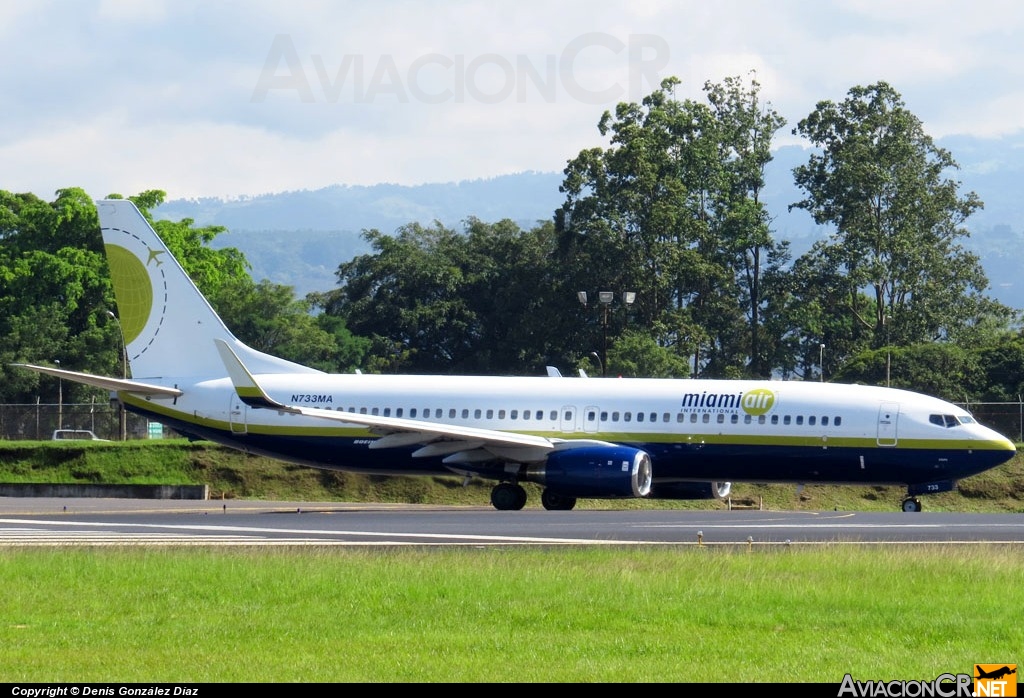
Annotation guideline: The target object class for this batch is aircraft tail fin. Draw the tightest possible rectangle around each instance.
[97,199,320,380]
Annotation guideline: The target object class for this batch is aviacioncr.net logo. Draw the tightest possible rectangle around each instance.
[741,388,775,416]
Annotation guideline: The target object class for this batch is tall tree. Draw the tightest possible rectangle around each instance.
[790,82,1015,364]
[0,189,115,403]
[557,75,788,377]
[704,74,789,377]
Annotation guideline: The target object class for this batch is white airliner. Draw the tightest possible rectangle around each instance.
[16,199,1017,512]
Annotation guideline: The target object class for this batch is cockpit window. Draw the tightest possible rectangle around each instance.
[930,414,968,428]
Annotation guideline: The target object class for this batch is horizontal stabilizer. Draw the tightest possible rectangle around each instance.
[12,364,183,397]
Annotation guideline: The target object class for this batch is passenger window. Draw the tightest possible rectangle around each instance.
[612,412,620,422]
[637,412,645,422]
[474,409,481,419]
[549,410,558,420]
[486,409,494,419]
[536,410,544,420]
[449,409,456,419]
[744,415,752,424]
[435,409,442,418]
[821,416,829,426]
[702,414,710,423]
[835,416,842,426]
[783,415,791,425]
[511,410,518,420]
[410,408,417,418]
[383,408,391,417]
[731,414,739,424]
[808,416,816,426]
[796,416,804,425]
[461,409,469,419]
[716,414,725,424]
[690,413,698,423]
[771,415,778,425]
[360,407,368,414]
[587,411,596,422]
[624,413,632,422]
[676,413,684,423]
[758,415,766,424]
[396,408,403,417]
[663,413,670,423]
[498,410,506,419]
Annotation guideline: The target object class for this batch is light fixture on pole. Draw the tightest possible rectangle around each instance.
[578,290,636,376]
[819,343,825,382]
[107,310,129,440]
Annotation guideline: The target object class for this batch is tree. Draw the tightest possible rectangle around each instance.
[0,189,116,403]
[701,74,789,377]
[556,75,789,377]
[318,218,567,374]
[791,82,1015,366]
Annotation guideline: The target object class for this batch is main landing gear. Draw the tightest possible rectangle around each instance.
[901,497,922,513]
[490,482,528,511]
[489,482,579,511]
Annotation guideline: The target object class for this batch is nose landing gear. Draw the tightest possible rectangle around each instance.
[901,497,922,513]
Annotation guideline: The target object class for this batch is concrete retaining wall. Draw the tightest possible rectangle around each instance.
[0,484,209,499]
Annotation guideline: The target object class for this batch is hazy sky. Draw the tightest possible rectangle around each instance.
[4,0,1023,200]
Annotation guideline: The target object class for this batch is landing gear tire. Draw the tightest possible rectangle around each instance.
[541,489,577,511]
[901,497,922,513]
[491,482,528,511]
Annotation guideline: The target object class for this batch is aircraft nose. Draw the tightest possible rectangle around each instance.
[993,434,1017,461]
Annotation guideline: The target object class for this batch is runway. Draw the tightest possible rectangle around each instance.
[0,498,1022,546]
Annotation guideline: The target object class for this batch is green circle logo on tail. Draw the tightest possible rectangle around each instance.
[104,244,153,344]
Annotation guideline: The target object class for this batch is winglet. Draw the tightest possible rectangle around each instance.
[214,339,290,410]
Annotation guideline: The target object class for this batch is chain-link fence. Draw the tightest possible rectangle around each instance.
[956,402,1024,443]
[0,402,176,441]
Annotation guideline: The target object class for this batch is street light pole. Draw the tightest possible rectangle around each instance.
[819,343,825,382]
[55,359,62,430]
[107,311,129,440]
[107,309,130,433]
[578,290,635,376]
[885,314,891,388]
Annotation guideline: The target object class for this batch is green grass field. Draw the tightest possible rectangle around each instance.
[1,545,1020,683]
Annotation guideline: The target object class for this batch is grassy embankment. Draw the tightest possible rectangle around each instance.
[0,438,1021,512]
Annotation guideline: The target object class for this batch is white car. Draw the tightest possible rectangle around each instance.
[51,429,108,441]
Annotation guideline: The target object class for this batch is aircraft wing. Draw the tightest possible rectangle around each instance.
[214,339,581,464]
[12,363,184,397]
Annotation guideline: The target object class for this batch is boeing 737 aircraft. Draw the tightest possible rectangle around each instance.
[15,200,1018,512]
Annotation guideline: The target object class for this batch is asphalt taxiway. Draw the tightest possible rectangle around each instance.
[0,498,1022,546]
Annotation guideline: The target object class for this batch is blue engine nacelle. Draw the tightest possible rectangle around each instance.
[524,445,653,498]
[649,481,732,500]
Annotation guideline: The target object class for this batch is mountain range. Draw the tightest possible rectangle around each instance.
[154,136,1024,309]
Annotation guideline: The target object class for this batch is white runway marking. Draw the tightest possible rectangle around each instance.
[0,518,649,546]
